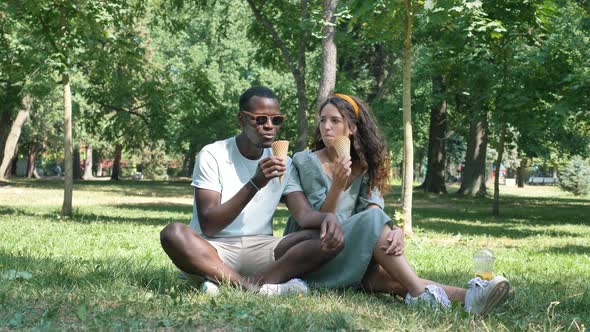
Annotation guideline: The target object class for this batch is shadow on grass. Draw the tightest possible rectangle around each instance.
[412,218,581,238]
[397,189,590,237]
[110,202,193,214]
[273,203,585,240]
[0,206,25,216]
[3,181,588,237]
[0,252,363,331]
[539,244,590,255]
[0,251,180,295]
[0,203,192,226]
[5,178,193,198]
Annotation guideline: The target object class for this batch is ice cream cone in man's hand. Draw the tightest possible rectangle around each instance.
[272,140,289,183]
[333,136,351,158]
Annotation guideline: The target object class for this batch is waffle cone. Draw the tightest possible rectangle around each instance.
[272,140,289,183]
[333,136,350,157]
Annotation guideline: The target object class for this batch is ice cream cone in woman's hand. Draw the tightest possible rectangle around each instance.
[272,140,289,183]
[333,136,351,158]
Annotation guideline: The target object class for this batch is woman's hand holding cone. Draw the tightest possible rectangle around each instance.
[331,155,352,190]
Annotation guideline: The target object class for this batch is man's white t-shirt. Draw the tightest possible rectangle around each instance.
[189,136,299,238]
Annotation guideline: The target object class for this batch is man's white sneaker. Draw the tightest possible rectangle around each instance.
[259,278,309,296]
[464,276,511,315]
[201,280,220,295]
[405,285,451,309]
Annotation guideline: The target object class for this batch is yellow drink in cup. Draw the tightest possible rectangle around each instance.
[476,271,493,280]
[474,249,495,280]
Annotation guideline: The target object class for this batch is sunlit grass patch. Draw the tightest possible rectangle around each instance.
[1,179,588,330]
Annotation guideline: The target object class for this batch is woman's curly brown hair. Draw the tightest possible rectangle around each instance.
[312,95,391,195]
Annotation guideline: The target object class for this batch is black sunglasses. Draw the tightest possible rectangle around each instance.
[241,110,286,126]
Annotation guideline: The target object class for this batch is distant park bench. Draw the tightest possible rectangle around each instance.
[528,176,558,185]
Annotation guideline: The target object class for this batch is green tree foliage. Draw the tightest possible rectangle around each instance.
[559,156,590,196]
[141,141,169,180]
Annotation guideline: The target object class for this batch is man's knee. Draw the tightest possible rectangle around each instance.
[293,229,319,242]
[160,223,217,268]
[160,222,187,249]
[322,239,344,260]
[298,229,345,259]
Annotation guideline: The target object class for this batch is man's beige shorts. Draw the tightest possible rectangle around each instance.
[182,235,284,286]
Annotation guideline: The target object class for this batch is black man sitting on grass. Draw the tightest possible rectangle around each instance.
[160,86,346,295]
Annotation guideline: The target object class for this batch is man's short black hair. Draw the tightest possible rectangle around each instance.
[239,86,278,112]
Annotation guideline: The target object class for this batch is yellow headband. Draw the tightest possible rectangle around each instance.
[334,93,360,120]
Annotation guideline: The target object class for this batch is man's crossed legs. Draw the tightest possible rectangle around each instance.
[160,223,343,292]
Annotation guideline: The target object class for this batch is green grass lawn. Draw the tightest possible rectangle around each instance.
[1,179,588,331]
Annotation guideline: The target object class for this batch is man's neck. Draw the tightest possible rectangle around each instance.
[235,133,264,160]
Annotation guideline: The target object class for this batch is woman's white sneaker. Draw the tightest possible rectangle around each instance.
[259,278,309,296]
[201,280,220,295]
[464,276,511,315]
[405,285,451,308]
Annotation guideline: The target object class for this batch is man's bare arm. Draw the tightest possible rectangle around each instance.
[284,191,326,228]
[284,191,344,250]
[197,156,286,237]
[196,185,257,237]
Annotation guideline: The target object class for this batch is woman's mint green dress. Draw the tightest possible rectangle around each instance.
[283,150,393,288]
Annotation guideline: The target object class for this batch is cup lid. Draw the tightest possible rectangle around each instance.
[474,248,495,258]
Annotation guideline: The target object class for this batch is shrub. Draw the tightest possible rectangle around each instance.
[141,143,169,180]
[559,156,590,196]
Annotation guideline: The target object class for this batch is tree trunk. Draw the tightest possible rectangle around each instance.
[73,146,81,180]
[83,144,93,179]
[517,157,527,187]
[419,75,447,194]
[492,46,510,217]
[8,155,18,177]
[294,0,309,152]
[492,125,507,217]
[0,95,32,180]
[188,152,197,178]
[60,5,74,216]
[61,71,74,217]
[368,43,389,104]
[186,143,198,177]
[315,0,338,110]
[0,111,14,163]
[457,109,489,196]
[402,0,414,235]
[111,143,122,180]
[96,159,103,177]
[26,144,40,178]
[294,76,309,152]
[182,154,189,177]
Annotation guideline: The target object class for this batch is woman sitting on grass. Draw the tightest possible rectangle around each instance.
[283,94,511,315]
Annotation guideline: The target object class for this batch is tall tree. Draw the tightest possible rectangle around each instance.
[418,75,447,193]
[316,0,338,108]
[0,95,31,179]
[246,0,312,152]
[457,106,489,196]
[60,8,74,215]
[401,0,414,234]
[5,0,148,215]
[82,144,93,179]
